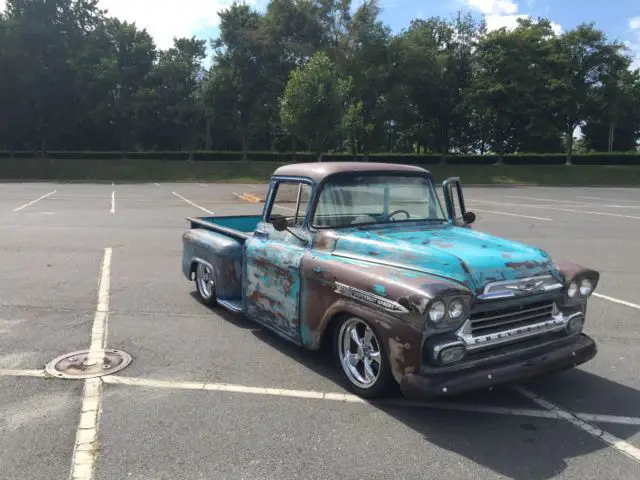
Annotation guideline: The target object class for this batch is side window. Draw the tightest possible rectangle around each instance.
[267,181,311,228]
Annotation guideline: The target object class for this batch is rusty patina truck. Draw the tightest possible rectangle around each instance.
[181,162,599,399]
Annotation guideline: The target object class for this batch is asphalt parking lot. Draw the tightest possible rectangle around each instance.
[1,179,640,480]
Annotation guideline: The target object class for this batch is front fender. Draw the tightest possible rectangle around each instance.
[553,260,600,308]
[315,299,425,385]
[300,252,476,383]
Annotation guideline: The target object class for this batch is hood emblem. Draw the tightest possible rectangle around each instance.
[505,279,546,293]
[480,275,564,300]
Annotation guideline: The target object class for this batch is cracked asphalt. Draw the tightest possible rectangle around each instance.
[1,180,640,480]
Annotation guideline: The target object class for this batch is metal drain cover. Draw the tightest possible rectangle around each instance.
[45,349,132,379]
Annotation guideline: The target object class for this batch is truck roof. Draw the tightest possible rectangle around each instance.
[272,162,432,183]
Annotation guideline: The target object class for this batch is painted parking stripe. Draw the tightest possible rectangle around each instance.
[507,195,588,205]
[515,386,640,463]
[13,190,57,212]
[471,208,553,221]
[102,375,640,427]
[579,195,640,203]
[172,192,214,215]
[68,247,112,480]
[0,368,47,377]
[471,199,640,220]
[593,293,640,310]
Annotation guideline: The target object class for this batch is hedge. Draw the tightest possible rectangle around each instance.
[1,150,639,165]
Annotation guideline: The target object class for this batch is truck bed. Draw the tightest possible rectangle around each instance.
[187,215,262,240]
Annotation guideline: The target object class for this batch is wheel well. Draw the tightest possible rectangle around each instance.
[189,260,198,280]
[318,311,350,352]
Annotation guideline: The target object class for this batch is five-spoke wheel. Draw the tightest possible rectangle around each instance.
[195,262,217,306]
[335,316,394,398]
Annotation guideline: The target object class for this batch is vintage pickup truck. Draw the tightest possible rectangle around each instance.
[181,162,599,399]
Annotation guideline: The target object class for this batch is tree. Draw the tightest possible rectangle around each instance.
[396,13,481,159]
[582,69,640,152]
[554,23,629,163]
[280,51,352,161]
[340,0,392,157]
[1,1,639,156]
[467,18,563,161]
[211,2,265,160]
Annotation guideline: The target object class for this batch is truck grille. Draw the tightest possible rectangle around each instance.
[470,299,554,337]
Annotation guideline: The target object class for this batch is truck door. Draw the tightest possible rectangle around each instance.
[442,177,476,228]
[244,179,312,342]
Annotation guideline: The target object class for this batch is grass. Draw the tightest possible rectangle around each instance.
[1,158,639,185]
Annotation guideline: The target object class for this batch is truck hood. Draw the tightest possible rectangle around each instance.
[329,224,560,293]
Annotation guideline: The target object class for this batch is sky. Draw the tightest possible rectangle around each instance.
[0,0,637,68]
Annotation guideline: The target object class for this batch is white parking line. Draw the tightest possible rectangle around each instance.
[172,192,214,215]
[68,247,111,480]
[471,200,640,210]
[275,204,296,212]
[13,190,57,212]
[593,293,640,310]
[507,195,588,205]
[102,375,640,427]
[579,195,640,203]
[515,386,640,463]
[471,199,640,220]
[472,208,553,221]
[110,191,115,214]
[0,369,47,377]
[154,183,160,187]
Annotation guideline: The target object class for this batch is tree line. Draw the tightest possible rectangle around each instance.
[1,0,639,163]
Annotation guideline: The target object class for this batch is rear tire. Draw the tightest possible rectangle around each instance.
[195,262,217,307]
[333,316,395,399]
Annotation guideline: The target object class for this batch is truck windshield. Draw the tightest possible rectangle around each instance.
[311,174,447,229]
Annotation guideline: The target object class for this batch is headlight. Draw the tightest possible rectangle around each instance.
[579,278,593,296]
[429,301,446,322]
[567,281,578,298]
[427,297,468,328]
[448,298,465,319]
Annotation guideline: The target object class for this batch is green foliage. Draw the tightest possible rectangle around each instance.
[280,51,352,160]
[0,0,638,158]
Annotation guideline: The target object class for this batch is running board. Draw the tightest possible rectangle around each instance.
[218,299,244,313]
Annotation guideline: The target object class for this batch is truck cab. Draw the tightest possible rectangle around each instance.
[182,162,599,399]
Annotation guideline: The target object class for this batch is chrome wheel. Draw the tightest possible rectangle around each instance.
[338,317,382,389]
[196,262,215,300]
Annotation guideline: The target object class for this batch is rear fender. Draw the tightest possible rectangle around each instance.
[182,229,244,300]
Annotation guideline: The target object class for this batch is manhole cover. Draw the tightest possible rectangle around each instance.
[45,349,132,379]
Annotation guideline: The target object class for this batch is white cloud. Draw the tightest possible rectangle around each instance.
[465,0,518,16]
[1,0,243,49]
[463,0,563,35]
[628,18,640,70]
[97,0,250,50]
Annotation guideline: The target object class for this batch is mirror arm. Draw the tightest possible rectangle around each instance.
[286,228,309,245]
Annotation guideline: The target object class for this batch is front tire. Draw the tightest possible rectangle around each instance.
[195,262,217,306]
[334,316,395,398]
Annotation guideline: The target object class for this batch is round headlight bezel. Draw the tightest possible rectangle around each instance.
[579,277,593,296]
[567,281,578,298]
[428,300,446,323]
[448,298,465,319]
[427,296,469,328]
